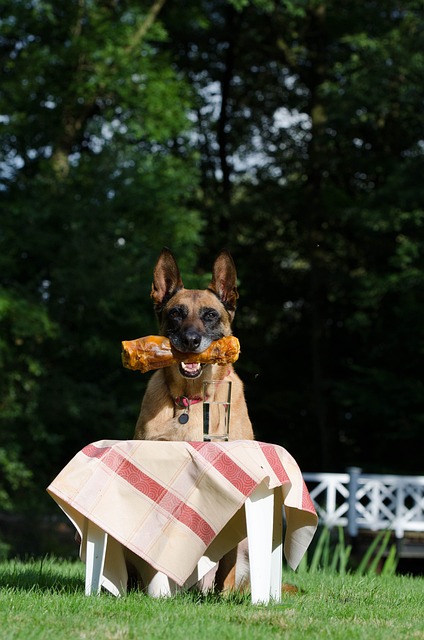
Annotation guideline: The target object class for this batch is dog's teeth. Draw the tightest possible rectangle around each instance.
[182,362,200,372]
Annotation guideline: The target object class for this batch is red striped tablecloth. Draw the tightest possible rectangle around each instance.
[47,440,317,592]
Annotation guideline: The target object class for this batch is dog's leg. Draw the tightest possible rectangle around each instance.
[214,546,238,593]
[196,563,219,593]
[213,539,250,594]
[234,538,250,590]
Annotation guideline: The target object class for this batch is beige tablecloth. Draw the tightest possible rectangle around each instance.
[47,440,317,592]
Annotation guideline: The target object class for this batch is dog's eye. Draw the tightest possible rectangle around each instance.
[203,309,219,322]
[167,305,187,322]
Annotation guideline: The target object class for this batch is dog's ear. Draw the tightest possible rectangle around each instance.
[151,248,184,309]
[209,249,239,317]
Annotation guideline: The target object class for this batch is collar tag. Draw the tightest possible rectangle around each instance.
[175,395,202,425]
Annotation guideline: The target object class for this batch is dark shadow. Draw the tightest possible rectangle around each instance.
[0,511,79,560]
[0,557,85,593]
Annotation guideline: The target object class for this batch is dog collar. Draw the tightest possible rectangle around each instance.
[175,395,202,407]
[175,395,202,425]
[174,367,231,425]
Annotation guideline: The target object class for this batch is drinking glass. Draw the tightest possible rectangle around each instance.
[202,380,231,441]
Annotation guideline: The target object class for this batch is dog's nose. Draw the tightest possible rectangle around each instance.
[182,330,202,351]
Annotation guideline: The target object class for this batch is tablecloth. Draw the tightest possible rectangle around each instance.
[47,440,317,593]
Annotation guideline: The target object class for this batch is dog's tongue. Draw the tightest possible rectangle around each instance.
[183,362,200,373]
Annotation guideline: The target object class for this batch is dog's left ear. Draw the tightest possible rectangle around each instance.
[209,249,239,317]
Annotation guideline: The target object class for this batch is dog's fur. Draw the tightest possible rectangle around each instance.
[134,248,253,443]
[133,248,253,592]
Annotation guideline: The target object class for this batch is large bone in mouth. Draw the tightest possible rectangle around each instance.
[121,335,240,373]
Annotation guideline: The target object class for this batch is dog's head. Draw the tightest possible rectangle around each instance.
[150,248,239,379]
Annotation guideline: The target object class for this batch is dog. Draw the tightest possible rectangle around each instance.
[132,248,254,593]
[133,248,254,443]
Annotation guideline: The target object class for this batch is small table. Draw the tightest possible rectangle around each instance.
[47,440,317,604]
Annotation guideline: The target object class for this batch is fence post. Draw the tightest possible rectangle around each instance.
[347,467,362,538]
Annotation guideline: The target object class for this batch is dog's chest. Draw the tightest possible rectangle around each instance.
[173,403,228,441]
[172,401,204,440]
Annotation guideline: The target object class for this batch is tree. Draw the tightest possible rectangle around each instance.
[1,0,423,536]
[0,0,203,513]
[162,0,424,472]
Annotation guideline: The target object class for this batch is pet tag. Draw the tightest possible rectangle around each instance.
[178,412,189,424]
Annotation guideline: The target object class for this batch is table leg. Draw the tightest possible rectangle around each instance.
[147,571,182,597]
[271,487,283,602]
[245,482,275,604]
[85,519,108,595]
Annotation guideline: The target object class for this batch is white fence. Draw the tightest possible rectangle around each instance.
[303,467,424,539]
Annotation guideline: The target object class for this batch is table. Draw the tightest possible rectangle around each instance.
[47,440,318,603]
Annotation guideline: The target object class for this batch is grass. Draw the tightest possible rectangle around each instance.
[1,557,423,640]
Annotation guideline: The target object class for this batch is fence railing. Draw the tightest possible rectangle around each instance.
[303,467,424,539]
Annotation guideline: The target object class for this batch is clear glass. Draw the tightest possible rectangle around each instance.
[202,380,232,441]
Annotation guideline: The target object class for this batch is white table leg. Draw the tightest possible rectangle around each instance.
[245,482,275,604]
[85,520,108,595]
[147,571,183,597]
[270,487,283,602]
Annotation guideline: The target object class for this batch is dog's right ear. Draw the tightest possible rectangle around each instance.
[151,248,184,310]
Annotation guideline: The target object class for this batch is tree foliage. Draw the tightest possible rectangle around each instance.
[0,0,202,512]
[1,0,423,525]
[161,0,424,472]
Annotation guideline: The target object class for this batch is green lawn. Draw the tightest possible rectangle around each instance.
[1,558,423,639]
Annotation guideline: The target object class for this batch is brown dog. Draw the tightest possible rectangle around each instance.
[134,248,254,443]
[133,248,253,592]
